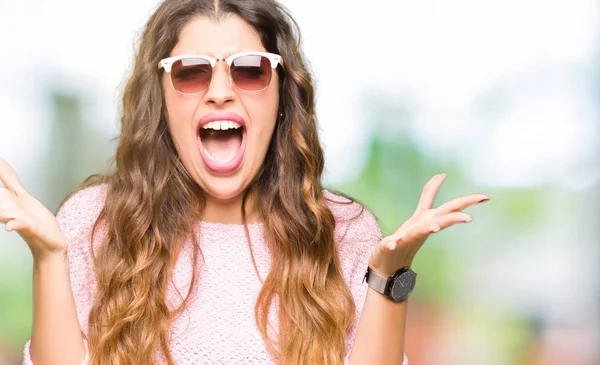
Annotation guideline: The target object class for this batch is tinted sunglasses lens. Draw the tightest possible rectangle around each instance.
[170,58,211,94]
[230,55,272,91]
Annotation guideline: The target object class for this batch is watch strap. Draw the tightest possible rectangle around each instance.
[363,268,389,294]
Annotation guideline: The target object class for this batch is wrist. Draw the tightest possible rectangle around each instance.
[33,250,68,267]
[369,263,412,278]
[363,267,417,303]
[369,250,414,278]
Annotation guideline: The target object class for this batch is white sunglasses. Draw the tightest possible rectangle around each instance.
[158,51,282,95]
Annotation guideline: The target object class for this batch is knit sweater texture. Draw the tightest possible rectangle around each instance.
[22,185,408,365]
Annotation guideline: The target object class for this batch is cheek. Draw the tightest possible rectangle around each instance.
[247,99,278,147]
[163,81,197,147]
[247,86,279,131]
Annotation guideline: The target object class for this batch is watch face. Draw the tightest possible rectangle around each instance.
[390,270,417,302]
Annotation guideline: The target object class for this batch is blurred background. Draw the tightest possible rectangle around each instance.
[0,0,598,364]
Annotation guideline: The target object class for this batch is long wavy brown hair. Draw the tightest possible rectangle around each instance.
[72,0,358,364]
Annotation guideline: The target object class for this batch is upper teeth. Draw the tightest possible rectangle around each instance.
[202,121,242,131]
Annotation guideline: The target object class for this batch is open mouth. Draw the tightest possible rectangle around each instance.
[198,120,246,173]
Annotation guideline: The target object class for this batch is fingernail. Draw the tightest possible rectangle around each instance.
[464,217,473,222]
[479,197,490,203]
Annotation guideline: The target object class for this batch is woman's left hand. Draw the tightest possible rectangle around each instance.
[368,173,489,277]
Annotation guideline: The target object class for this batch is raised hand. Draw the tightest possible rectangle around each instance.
[368,174,489,277]
[0,158,68,260]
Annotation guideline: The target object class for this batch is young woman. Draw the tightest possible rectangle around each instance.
[0,0,487,364]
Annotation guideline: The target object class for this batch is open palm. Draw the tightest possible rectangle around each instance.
[369,174,489,276]
[0,158,67,259]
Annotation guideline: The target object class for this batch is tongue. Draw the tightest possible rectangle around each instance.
[202,130,242,163]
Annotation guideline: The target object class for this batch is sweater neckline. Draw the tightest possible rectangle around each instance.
[198,221,264,229]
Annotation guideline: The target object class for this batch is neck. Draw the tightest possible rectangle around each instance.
[201,191,260,224]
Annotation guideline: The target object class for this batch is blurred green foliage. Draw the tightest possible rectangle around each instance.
[0,88,594,365]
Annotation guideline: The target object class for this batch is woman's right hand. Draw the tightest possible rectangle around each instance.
[0,158,68,260]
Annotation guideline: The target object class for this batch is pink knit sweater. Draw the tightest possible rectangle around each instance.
[22,185,408,365]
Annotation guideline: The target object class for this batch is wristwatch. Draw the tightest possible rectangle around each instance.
[363,267,417,302]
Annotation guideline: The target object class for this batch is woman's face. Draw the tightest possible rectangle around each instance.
[163,15,279,203]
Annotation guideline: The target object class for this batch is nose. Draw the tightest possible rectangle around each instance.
[203,62,235,106]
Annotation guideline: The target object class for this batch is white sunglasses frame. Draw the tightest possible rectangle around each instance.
[158,51,283,94]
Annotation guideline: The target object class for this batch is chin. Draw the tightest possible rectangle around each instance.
[198,172,250,202]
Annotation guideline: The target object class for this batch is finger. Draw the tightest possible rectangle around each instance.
[387,211,473,252]
[390,218,436,248]
[0,187,17,205]
[382,233,403,251]
[0,192,17,222]
[435,212,473,230]
[6,213,41,237]
[5,218,20,232]
[0,212,14,224]
[435,194,489,215]
[0,188,22,221]
[404,211,471,239]
[414,174,446,216]
[0,158,27,196]
[6,219,31,234]
[392,222,435,249]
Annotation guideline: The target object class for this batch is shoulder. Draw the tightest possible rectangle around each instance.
[323,189,382,247]
[56,183,108,243]
[323,189,382,299]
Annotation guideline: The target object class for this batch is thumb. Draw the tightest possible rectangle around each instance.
[5,217,34,235]
[385,232,405,251]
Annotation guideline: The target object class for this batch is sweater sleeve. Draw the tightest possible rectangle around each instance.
[325,190,409,365]
[22,185,107,365]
